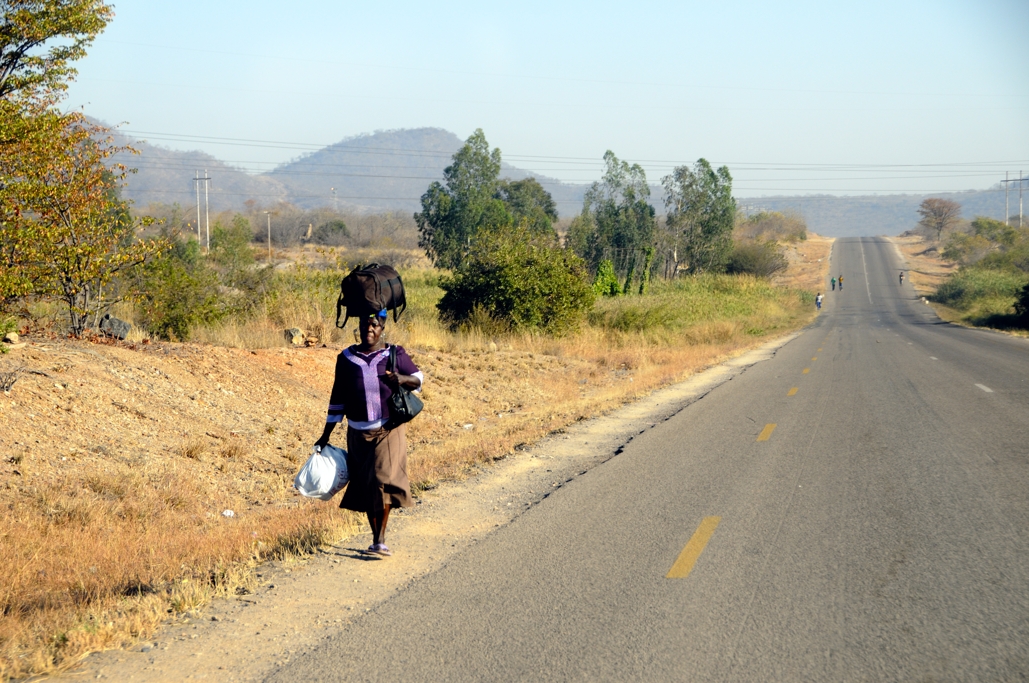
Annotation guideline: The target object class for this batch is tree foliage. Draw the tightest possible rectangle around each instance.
[942,216,1029,271]
[592,259,620,297]
[0,0,113,106]
[414,129,510,269]
[437,224,594,335]
[1015,281,1029,322]
[662,159,736,275]
[311,218,349,245]
[567,151,655,271]
[209,214,255,271]
[132,229,223,341]
[917,197,962,242]
[0,111,165,330]
[0,0,166,331]
[726,241,788,277]
[495,177,557,237]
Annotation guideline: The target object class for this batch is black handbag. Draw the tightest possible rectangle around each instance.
[387,345,423,427]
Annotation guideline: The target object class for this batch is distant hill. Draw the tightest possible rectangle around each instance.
[110,126,590,216]
[106,124,1010,236]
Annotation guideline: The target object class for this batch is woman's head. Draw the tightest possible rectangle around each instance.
[358,309,388,348]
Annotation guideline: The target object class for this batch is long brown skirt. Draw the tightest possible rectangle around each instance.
[339,424,413,512]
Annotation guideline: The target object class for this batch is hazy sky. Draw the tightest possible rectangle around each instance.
[64,0,1029,197]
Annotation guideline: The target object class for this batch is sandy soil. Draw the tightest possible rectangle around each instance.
[886,234,957,298]
[773,233,834,292]
[0,238,832,679]
[59,334,800,682]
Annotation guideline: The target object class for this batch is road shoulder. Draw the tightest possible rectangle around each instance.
[67,333,800,683]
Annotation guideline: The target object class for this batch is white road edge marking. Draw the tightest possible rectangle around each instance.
[975,384,994,393]
[930,356,938,360]
[859,239,873,305]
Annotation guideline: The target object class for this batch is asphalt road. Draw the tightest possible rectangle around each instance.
[267,237,1029,682]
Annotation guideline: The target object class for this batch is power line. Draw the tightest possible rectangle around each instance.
[118,129,1029,170]
[126,187,1009,203]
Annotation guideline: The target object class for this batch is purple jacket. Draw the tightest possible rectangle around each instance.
[326,344,423,430]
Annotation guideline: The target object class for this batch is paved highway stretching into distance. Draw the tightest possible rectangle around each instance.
[267,237,1029,682]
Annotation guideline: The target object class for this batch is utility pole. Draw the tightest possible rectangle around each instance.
[1005,171,1009,225]
[268,212,273,261]
[331,187,338,213]
[1000,172,1028,227]
[194,170,201,242]
[203,170,212,252]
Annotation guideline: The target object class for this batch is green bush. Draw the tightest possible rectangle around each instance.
[312,219,350,246]
[592,260,621,297]
[726,241,788,277]
[210,215,256,272]
[132,233,226,340]
[976,244,1029,273]
[437,226,595,335]
[0,315,16,353]
[1014,281,1029,321]
[932,267,1028,310]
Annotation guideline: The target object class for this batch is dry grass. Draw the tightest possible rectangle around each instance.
[887,234,977,327]
[772,232,834,291]
[0,460,358,680]
[888,234,958,297]
[0,253,827,680]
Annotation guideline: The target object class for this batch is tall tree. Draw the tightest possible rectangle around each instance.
[662,159,736,275]
[0,112,165,331]
[0,0,113,105]
[496,177,557,237]
[567,151,655,271]
[0,1,168,328]
[917,197,962,241]
[414,129,510,269]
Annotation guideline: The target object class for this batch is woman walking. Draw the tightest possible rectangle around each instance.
[314,309,423,557]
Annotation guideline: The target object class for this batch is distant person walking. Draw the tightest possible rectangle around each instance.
[899,271,905,285]
[838,275,844,291]
[314,309,424,557]
[816,293,823,310]
[831,277,836,291]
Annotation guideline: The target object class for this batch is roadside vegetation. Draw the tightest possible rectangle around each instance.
[904,197,1029,332]
[0,2,829,678]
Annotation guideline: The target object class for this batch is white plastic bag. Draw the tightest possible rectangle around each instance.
[294,444,349,501]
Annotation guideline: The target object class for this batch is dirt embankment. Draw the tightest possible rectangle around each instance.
[888,234,957,297]
[773,233,834,292]
[0,233,833,679]
[0,333,752,677]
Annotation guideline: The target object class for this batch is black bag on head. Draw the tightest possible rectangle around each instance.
[335,264,407,329]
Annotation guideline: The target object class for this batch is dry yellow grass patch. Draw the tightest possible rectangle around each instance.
[0,254,828,679]
[773,233,834,291]
[889,234,958,297]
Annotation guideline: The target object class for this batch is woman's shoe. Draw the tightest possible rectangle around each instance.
[369,543,392,557]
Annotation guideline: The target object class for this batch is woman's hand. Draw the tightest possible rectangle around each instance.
[384,371,420,390]
[314,422,336,450]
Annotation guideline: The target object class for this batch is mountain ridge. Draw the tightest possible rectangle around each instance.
[105,124,1010,237]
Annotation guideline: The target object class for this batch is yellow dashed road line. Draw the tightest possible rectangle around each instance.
[787,387,798,396]
[666,517,721,579]
[803,368,810,374]
[757,423,777,441]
